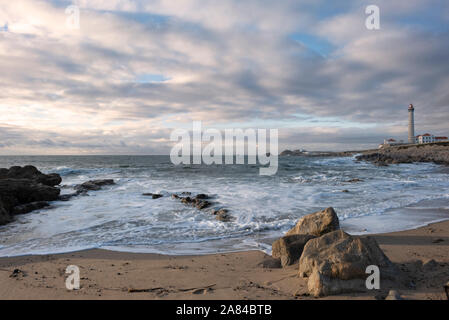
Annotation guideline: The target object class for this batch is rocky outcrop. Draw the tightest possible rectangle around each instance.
[11,201,50,215]
[286,207,340,237]
[0,165,62,186]
[171,193,233,222]
[74,179,115,192]
[0,166,62,226]
[357,143,449,166]
[212,209,232,222]
[272,234,316,267]
[0,200,11,225]
[298,230,399,297]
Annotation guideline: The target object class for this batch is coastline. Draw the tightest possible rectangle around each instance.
[1,219,448,300]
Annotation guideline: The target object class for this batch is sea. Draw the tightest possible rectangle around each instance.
[0,155,448,257]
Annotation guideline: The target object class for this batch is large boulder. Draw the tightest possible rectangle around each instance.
[272,234,316,267]
[286,207,340,237]
[298,230,399,297]
[0,165,61,186]
[0,179,60,211]
[0,166,62,226]
[0,200,11,225]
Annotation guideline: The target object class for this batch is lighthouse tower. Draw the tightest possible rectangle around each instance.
[408,104,415,144]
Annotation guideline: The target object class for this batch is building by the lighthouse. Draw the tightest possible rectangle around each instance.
[379,104,448,148]
[408,104,415,144]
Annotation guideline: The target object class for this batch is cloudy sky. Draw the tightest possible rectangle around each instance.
[0,0,448,154]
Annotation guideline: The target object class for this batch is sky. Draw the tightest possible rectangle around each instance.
[0,0,448,155]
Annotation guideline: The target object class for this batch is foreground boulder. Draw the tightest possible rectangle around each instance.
[299,230,399,297]
[286,207,340,237]
[272,234,316,267]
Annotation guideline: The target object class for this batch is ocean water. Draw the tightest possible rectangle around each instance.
[0,155,448,257]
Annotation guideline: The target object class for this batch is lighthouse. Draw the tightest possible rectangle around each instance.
[408,104,415,144]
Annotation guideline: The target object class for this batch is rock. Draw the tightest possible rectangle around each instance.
[143,193,163,199]
[286,207,340,237]
[0,166,62,225]
[178,195,212,210]
[212,209,232,222]
[444,281,449,300]
[0,165,61,186]
[345,178,363,183]
[385,290,403,300]
[195,194,209,199]
[0,179,60,209]
[298,230,398,297]
[342,190,349,193]
[422,259,438,271]
[75,179,115,192]
[272,234,316,267]
[0,200,11,225]
[181,197,192,204]
[12,201,50,215]
[59,193,79,201]
[259,256,282,269]
[194,199,212,210]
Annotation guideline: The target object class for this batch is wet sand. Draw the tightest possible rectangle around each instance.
[0,220,448,300]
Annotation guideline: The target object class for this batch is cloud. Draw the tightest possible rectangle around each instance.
[0,0,448,154]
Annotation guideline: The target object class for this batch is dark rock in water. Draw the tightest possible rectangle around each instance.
[0,165,61,186]
[75,179,115,192]
[174,193,233,222]
[286,207,340,237]
[59,193,79,201]
[345,178,363,183]
[143,193,163,199]
[12,201,50,215]
[0,179,60,208]
[272,234,316,267]
[213,209,232,222]
[299,230,400,297]
[181,197,192,204]
[0,166,62,226]
[194,199,212,209]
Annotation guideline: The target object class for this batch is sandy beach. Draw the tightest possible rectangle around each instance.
[1,219,448,300]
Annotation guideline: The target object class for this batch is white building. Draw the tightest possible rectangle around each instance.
[416,133,448,144]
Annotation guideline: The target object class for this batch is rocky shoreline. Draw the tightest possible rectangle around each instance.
[356,142,449,166]
[0,165,234,226]
[282,142,449,167]
[0,165,115,226]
